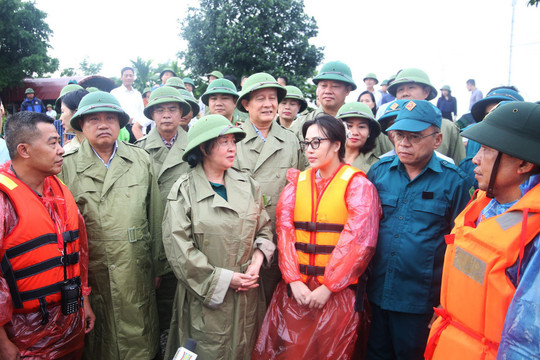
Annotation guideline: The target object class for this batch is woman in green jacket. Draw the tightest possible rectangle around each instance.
[163,115,275,360]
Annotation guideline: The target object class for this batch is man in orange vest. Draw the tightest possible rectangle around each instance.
[0,112,94,359]
[426,101,540,359]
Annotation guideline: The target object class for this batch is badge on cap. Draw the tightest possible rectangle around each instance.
[390,102,400,110]
[405,101,417,111]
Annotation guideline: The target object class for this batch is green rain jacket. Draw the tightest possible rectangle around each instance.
[59,140,166,360]
[135,126,191,204]
[163,165,275,360]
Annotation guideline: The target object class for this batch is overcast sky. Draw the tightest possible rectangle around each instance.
[34,0,540,115]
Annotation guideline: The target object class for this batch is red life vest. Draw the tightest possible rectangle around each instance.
[293,165,364,284]
[0,172,80,313]
[425,184,540,360]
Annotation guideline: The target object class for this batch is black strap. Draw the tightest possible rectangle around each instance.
[13,253,79,280]
[19,277,81,303]
[295,242,335,255]
[0,255,23,308]
[39,298,49,325]
[294,221,344,233]
[62,230,79,243]
[4,234,57,259]
[299,264,325,277]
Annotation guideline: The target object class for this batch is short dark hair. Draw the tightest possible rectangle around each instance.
[121,67,134,76]
[302,114,346,162]
[277,75,288,85]
[62,89,89,112]
[186,139,217,168]
[5,112,54,159]
[467,79,476,86]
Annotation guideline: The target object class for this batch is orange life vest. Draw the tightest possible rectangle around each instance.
[0,172,80,313]
[425,184,540,360]
[293,165,364,284]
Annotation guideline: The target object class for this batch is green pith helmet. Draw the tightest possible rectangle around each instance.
[440,85,452,92]
[363,72,379,84]
[205,70,224,79]
[165,77,186,90]
[183,77,195,87]
[182,114,246,160]
[381,79,389,86]
[70,91,130,132]
[337,102,381,138]
[143,86,191,119]
[236,72,287,113]
[201,78,239,106]
[142,87,152,95]
[282,86,308,113]
[86,87,99,93]
[462,101,540,165]
[160,68,176,79]
[56,84,84,111]
[25,88,35,94]
[471,87,524,122]
[177,88,200,116]
[387,68,438,100]
[312,61,357,90]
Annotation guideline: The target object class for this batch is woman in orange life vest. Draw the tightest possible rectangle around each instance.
[253,115,380,359]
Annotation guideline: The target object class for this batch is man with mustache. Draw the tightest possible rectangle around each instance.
[59,91,166,360]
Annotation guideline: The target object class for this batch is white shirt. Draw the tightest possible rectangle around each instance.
[46,109,57,119]
[110,85,153,133]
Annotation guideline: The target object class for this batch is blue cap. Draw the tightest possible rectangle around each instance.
[378,99,408,133]
[387,100,442,132]
[471,87,524,122]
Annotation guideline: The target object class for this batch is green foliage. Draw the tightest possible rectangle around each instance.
[180,0,323,101]
[131,57,154,92]
[528,0,538,6]
[60,67,76,77]
[79,57,103,76]
[0,0,59,89]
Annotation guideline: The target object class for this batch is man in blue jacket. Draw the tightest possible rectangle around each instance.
[20,88,45,113]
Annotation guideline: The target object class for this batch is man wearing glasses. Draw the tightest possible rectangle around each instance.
[364,100,472,359]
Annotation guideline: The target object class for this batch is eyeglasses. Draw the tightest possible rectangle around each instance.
[300,137,328,150]
[391,131,439,144]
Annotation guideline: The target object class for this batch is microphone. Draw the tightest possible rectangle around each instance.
[172,338,198,359]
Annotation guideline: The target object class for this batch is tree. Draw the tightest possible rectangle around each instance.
[60,67,76,77]
[180,0,323,100]
[131,57,154,92]
[79,57,103,76]
[0,0,59,89]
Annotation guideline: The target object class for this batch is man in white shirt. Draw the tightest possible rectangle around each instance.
[110,67,152,140]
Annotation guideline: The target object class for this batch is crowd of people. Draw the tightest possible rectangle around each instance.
[0,60,538,360]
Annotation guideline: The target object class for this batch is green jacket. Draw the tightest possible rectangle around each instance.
[59,140,165,360]
[234,121,306,230]
[135,126,191,204]
[289,106,326,141]
[439,118,466,165]
[163,165,275,360]
[351,150,381,174]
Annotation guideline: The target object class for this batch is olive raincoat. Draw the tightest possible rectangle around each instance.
[59,140,166,360]
[136,126,191,331]
[163,164,275,360]
[136,126,190,205]
[234,121,306,301]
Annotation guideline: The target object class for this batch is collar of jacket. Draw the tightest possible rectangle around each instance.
[76,139,134,173]
[241,120,288,143]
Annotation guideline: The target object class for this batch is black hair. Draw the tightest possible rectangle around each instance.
[467,79,476,86]
[302,114,346,162]
[224,74,238,88]
[186,139,217,168]
[5,112,54,159]
[62,89,89,112]
[277,75,288,85]
[357,91,378,115]
[121,67,134,76]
